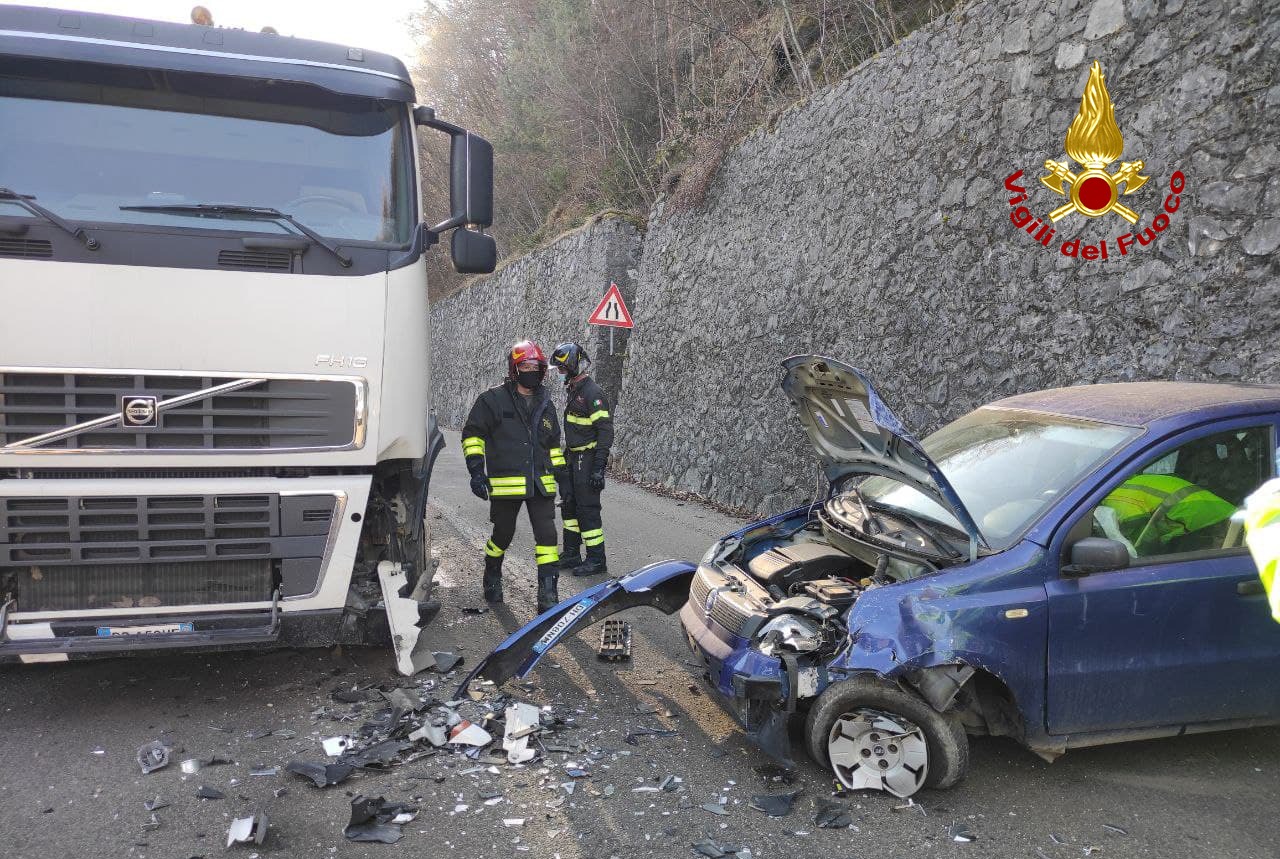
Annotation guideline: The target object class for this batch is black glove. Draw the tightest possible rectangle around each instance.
[589,466,606,492]
[469,471,489,500]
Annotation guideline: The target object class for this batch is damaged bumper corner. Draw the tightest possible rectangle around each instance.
[457,560,696,697]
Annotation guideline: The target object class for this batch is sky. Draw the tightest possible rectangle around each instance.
[7,0,426,65]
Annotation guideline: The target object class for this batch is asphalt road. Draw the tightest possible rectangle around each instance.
[1,429,1277,858]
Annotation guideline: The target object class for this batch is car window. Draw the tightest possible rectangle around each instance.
[1086,426,1274,563]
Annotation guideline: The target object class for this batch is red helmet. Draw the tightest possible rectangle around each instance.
[507,340,547,380]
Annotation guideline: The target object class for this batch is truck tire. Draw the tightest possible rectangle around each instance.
[805,674,969,795]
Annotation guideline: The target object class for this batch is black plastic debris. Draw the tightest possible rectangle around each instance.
[332,688,366,704]
[343,739,412,768]
[748,789,802,817]
[625,727,678,746]
[343,795,418,844]
[597,619,631,661]
[226,812,269,848]
[692,839,747,858]
[432,652,463,673]
[753,763,796,786]
[285,760,355,788]
[136,741,170,775]
[196,786,225,800]
[950,822,976,843]
[383,688,424,713]
[143,797,169,812]
[245,728,274,741]
[461,606,489,615]
[814,802,853,829]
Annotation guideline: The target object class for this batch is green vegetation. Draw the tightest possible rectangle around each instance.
[411,0,956,297]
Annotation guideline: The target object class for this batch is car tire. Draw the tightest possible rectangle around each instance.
[805,674,969,794]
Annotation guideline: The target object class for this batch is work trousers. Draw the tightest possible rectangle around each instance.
[561,452,604,555]
[485,494,560,569]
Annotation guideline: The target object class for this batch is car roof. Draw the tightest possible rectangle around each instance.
[986,381,1280,427]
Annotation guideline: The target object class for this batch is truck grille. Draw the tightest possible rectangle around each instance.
[0,493,337,611]
[0,372,360,451]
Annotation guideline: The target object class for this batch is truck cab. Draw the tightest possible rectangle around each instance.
[0,5,494,660]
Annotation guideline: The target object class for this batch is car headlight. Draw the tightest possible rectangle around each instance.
[753,614,822,656]
[701,540,721,564]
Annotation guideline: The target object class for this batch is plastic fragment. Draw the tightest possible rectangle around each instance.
[449,720,492,746]
[1102,824,1127,836]
[143,797,169,812]
[141,813,162,832]
[136,741,170,775]
[503,818,526,827]
[344,795,418,844]
[950,822,976,843]
[461,606,489,614]
[322,736,352,756]
[625,727,677,745]
[226,813,269,848]
[285,760,355,788]
[701,801,729,816]
[814,802,853,829]
[250,767,279,777]
[196,785,225,800]
[748,789,802,818]
[597,619,631,661]
[433,652,463,673]
[503,702,541,765]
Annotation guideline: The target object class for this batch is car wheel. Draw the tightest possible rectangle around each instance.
[805,674,969,797]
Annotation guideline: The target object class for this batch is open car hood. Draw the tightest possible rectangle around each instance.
[780,355,986,554]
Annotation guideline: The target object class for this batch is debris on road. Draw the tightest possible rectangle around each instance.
[625,726,677,745]
[701,800,729,816]
[195,785,225,800]
[748,789,801,817]
[433,651,463,673]
[950,822,976,843]
[179,755,232,774]
[143,797,169,812]
[226,812,269,848]
[503,702,541,764]
[321,736,352,756]
[136,741,170,775]
[597,619,632,661]
[448,720,492,746]
[692,839,751,857]
[1102,824,1128,836]
[814,802,853,829]
[285,760,355,788]
[343,795,418,844]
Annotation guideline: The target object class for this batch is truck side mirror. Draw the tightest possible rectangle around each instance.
[1062,537,1130,577]
[450,132,493,228]
[450,227,496,274]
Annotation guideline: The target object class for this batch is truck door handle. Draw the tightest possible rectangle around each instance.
[1237,579,1265,597]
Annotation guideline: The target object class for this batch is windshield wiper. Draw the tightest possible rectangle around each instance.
[119,203,351,267]
[0,187,99,249]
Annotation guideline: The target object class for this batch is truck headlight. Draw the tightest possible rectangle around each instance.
[754,614,821,656]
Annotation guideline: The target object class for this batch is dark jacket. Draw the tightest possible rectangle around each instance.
[564,375,613,470]
[462,381,566,499]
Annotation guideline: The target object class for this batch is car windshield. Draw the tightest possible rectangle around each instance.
[858,407,1141,550]
[0,60,413,244]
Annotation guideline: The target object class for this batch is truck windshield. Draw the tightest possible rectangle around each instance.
[0,61,412,244]
[858,408,1140,550]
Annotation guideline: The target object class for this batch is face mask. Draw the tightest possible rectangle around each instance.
[516,369,545,391]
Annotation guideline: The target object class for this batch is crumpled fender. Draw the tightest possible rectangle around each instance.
[457,560,696,696]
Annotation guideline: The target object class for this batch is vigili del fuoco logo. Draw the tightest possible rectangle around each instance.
[1003,61,1186,261]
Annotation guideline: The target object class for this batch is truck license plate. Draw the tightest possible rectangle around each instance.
[95,622,194,637]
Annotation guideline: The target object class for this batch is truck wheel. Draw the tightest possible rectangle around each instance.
[805,674,968,797]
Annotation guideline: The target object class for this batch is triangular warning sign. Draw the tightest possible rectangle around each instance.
[588,282,633,329]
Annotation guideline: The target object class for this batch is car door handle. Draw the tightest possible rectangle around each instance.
[1237,579,1266,597]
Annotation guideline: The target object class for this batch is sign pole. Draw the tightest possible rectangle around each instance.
[609,326,615,356]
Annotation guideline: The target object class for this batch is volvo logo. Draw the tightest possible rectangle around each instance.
[121,395,159,428]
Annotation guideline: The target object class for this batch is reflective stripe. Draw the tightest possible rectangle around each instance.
[540,474,558,492]
[485,539,505,558]
[564,413,593,425]
[489,476,526,487]
[462,436,486,456]
[490,486,527,497]
[535,544,560,565]
[582,527,604,547]
[569,441,597,452]
[549,446,567,466]
[563,518,580,533]
[588,409,610,422]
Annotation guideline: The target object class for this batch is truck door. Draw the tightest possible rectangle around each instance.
[1045,419,1280,735]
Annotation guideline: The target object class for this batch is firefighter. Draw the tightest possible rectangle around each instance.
[461,341,568,612]
[550,342,613,577]
[1098,473,1235,556]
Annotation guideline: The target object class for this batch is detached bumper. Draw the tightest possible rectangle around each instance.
[0,606,342,663]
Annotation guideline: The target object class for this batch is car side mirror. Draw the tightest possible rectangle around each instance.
[1062,537,1130,577]
[450,227,497,274]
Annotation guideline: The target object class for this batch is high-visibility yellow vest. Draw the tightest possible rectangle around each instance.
[1100,473,1236,554]
[1243,478,1280,623]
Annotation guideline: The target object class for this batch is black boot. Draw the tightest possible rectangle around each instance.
[560,526,583,571]
[483,555,504,603]
[571,543,607,578]
[536,567,560,613]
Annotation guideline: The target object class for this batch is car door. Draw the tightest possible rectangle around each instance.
[1045,417,1280,735]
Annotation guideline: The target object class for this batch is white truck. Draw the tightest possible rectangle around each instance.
[0,5,495,663]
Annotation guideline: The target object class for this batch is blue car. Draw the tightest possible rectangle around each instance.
[464,356,1280,796]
